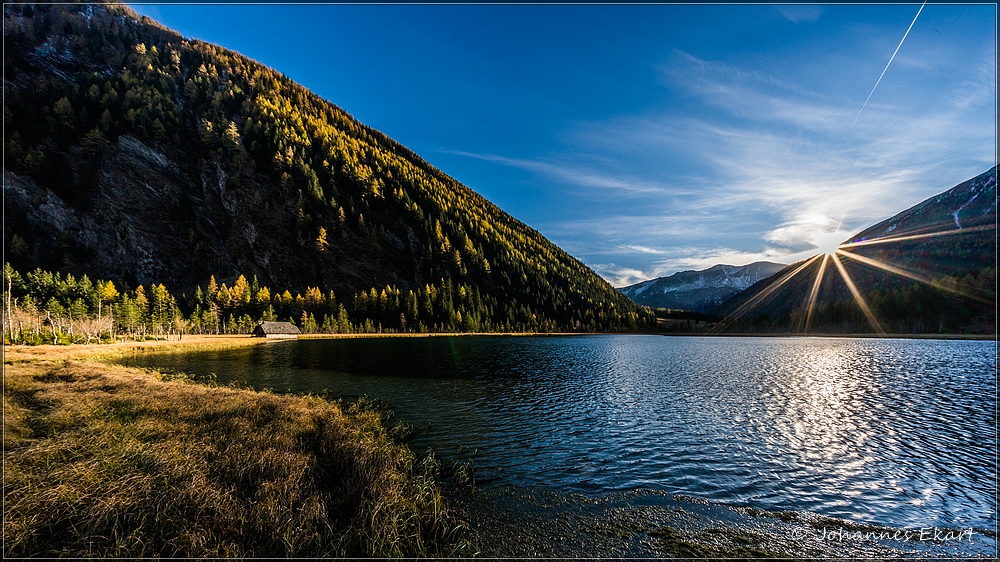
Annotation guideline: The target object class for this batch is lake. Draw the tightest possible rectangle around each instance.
[117,335,996,531]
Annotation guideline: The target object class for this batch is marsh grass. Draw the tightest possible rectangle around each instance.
[3,353,468,557]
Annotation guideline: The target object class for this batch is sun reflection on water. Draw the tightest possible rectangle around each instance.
[773,345,876,461]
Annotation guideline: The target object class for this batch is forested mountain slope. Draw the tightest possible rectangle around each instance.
[3,3,651,332]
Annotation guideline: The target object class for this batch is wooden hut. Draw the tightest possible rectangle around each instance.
[252,321,301,339]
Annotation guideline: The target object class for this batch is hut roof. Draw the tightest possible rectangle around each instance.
[256,321,301,335]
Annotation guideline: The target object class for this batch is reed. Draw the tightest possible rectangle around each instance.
[3,348,468,557]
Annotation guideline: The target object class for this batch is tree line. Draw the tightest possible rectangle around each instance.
[2,264,650,345]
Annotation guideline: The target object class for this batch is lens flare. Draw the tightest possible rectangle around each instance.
[712,219,992,334]
[835,249,994,304]
[800,253,831,333]
[830,253,885,334]
[839,223,995,250]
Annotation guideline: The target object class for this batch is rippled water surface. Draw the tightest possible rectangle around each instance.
[119,335,997,529]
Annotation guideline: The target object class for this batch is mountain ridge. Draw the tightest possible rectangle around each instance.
[618,261,786,312]
[846,166,996,244]
[3,2,651,332]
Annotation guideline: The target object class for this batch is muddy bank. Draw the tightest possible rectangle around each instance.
[454,485,997,558]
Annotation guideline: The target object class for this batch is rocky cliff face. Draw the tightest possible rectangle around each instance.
[4,131,402,293]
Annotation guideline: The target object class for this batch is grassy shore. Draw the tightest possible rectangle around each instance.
[3,336,467,558]
[297,331,596,339]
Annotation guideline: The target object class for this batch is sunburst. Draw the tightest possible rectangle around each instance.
[799,253,830,334]
[712,221,995,334]
[829,252,885,334]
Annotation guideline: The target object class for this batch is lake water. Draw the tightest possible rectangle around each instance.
[118,335,997,531]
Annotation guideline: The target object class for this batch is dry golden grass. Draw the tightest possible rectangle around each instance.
[3,341,467,557]
[3,334,263,363]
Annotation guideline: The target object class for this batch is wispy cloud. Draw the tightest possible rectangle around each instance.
[953,43,998,110]
[545,207,776,253]
[774,5,823,24]
[591,264,657,288]
[620,244,669,256]
[442,150,671,196]
[656,50,836,119]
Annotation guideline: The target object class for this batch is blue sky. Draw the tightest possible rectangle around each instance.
[129,3,996,286]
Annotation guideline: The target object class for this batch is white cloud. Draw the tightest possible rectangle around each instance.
[590,264,656,288]
[655,247,790,273]
[953,43,998,110]
[619,244,669,255]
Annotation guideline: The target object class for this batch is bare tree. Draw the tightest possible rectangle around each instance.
[4,265,13,344]
[77,316,113,344]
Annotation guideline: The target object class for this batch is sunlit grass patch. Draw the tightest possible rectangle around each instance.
[3,355,466,557]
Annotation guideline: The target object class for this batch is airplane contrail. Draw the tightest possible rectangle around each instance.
[851,1,927,129]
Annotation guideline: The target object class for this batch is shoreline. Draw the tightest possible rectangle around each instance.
[661,331,997,341]
[4,328,993,364]
[297,331,601,339]
[456,484,997,558]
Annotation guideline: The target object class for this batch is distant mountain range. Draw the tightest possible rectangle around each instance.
[617,262,785,312]
[2,2,651,333]
[715,167,996,334]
